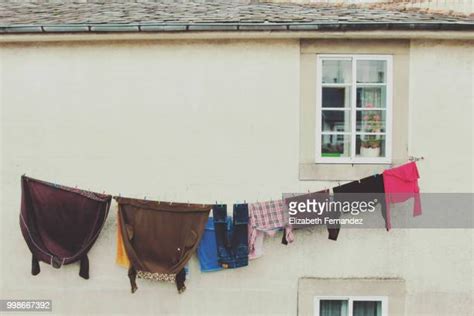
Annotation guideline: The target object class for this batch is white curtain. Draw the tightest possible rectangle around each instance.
[353,301,381,316]
[320,300,348,316]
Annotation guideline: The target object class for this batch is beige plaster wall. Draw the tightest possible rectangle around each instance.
[0,38,472,315]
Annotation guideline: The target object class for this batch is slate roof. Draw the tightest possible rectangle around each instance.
[1,0,473,34]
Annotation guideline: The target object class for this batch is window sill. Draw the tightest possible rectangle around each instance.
[299,162,391,181]
[316,158,392,164]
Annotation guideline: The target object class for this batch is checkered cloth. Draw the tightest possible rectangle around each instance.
[248,200,294,257]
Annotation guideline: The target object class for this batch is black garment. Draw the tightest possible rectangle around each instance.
[332,174,387,229]
[213,204,248,269]
[285,190,340,240]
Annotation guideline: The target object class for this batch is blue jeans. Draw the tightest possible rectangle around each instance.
[197,217,229,272]
[213,204,248,269]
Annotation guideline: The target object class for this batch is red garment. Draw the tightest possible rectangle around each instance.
[383,162,422,230]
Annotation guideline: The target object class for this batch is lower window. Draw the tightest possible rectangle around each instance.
[314,296,388,316]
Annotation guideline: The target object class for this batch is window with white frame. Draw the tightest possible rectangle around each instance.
[316,55,392,164]
[314,296,388,316]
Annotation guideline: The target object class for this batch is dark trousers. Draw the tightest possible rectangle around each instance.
[213,204,248,269]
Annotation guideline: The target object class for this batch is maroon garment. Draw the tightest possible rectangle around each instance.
[20,176,111,279]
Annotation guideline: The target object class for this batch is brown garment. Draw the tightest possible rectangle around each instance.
[115,196,211,293]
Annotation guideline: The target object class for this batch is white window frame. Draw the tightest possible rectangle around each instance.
[315,54,393,164]
[314,296,389,316]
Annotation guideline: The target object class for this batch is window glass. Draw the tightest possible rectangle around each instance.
[323,87,351,108]
[322,110,351,133]
[322,60,352,84]
[356,86,386,108]
[356,135,386,158]
[353,301,382,316]
[357,60,387,83]
[320,300,349,316]
[321,134,351,158]
[356,110,386,133]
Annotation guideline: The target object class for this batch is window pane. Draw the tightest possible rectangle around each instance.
[322,110,351,133]
[357,60,387,83]
[323,87,351,108]
[322,87,351,108]
[356,135,386,158]
[322,134,351,158]
[320,300,349,316]
[353,301,382,316]
[356,86,386,108]
[322,60,352,84]
[356,110,386,133]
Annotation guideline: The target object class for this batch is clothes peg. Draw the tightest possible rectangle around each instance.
[409,155,424,162]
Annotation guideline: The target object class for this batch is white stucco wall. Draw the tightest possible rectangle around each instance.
[405,40,473,315]
[0,38,472,315]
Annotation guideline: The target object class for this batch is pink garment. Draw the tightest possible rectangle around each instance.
[383,162,422,230]
[248,200,294,259]
[248,231,264,260]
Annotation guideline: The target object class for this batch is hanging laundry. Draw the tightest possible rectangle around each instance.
[284,189,340,240]
[248,199,294,260]
[197,216,230,272]
[383,162,422,230]
[333,174,387,230]
[115,197,211,293]
[213,204,249,269]
[249,230,265,259]
[19,176,111,279]
[116,213,130,268]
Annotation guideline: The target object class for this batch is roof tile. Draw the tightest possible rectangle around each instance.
[0,0,472,33]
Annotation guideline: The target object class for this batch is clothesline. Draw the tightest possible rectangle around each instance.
[20,157,425,208]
